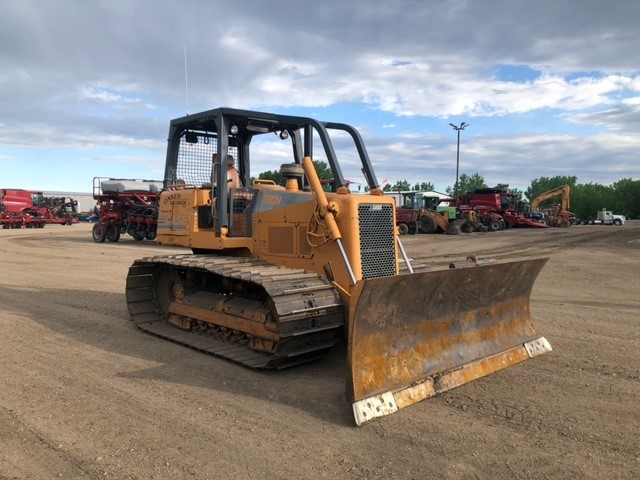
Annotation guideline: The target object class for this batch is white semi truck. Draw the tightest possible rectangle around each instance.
[579,208,626,225]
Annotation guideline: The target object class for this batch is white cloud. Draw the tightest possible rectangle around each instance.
[77,86,126,104]
[1,0,639,191]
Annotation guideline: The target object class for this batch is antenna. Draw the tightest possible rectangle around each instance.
[184,44,189,115]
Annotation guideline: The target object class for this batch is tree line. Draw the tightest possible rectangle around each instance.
[257,164,640,220]
[370,173,640,220]
[525,176,640,221]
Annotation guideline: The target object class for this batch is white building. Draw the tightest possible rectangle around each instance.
[42,191,95,214]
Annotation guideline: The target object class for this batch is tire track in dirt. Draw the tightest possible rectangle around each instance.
[406,226,639,266]
[0,407,103,479]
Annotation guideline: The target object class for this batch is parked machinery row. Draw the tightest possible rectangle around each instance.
[394,188,549,235]
[0,189,77,229]
[91,177,161,242]
[457,188,549,230]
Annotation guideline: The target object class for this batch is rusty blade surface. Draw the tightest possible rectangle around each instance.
[347,257,549,423]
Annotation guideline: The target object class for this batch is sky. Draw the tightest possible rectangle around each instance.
[1,0,639,196]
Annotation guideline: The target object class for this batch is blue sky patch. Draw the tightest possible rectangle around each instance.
[493,64,542,83]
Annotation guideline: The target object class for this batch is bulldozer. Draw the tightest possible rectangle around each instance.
[125,108,551,425]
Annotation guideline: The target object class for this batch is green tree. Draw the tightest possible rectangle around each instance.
[445,173,488,197]
[312,160,333,180]
[571,182,615,220]
[611,178,640,219]
[412,181,435,191]
[257,169,284,185]
[495,183,523,200]
[257,160,332,186]
[525,177,640,220]
[525,176,578,203]
[384,180,411,192]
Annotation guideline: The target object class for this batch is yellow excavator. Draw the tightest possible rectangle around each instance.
[530,184,573,227]
[125,108,551,425]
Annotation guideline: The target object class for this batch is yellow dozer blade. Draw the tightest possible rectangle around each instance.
[347,257,551,425]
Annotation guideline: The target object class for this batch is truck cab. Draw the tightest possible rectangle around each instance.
[595,209,625,225]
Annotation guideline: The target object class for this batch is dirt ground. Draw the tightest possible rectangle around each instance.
[1,222,638,480]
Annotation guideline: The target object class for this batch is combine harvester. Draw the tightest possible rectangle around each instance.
[124,108,552,425]
[91,177,162,242]
[458,188,547,229]
[0,188,77,228]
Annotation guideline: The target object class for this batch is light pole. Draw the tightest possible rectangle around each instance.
[449,122,468,202]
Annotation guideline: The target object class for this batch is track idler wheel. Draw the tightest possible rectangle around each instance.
[152,267,193,329]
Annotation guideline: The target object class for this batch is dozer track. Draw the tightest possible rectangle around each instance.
[125,254,345,369]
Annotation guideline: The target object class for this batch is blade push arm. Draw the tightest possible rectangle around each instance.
[303,156,357,285]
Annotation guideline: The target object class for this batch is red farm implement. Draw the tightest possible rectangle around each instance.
[0,189,78,229]
[92,177,162,243]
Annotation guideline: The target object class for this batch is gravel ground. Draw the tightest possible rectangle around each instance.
[1,222,638,479]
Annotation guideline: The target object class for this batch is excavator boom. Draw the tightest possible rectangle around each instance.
[531,184,571,212]
[531,184,572,227]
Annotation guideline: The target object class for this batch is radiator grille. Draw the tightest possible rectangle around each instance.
[228,188,253,237]
[358,204,396,279]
